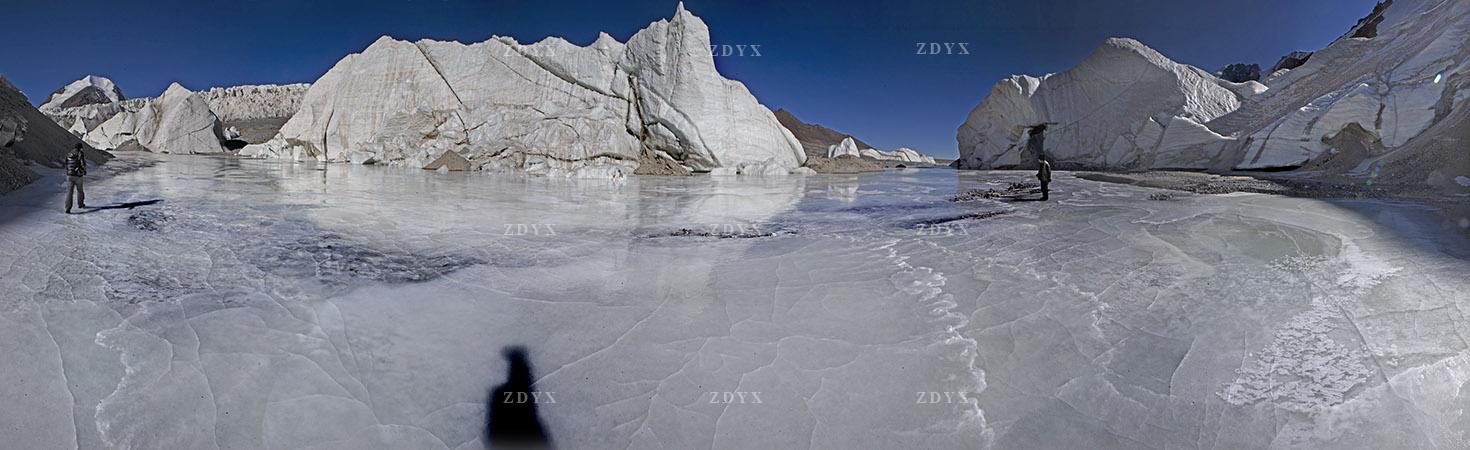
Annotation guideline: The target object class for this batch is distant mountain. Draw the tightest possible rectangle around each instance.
[0,75,110,194]
[773,108,874,150]
[40,75,125,111]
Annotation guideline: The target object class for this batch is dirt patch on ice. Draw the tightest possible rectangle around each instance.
[222,118,290,144]
[804,155,884,174]
[949,182,1040,202]
[257,233,484,284]
[1075,171,1404,198]
[638,224,794,239]
[909,210,1012,227]
[126,210,171,231]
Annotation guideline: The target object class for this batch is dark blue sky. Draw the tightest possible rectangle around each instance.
[0,0,1378,158]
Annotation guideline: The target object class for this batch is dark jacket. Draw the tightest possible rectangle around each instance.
[1037,160,1052,183]
[65,150,87,177]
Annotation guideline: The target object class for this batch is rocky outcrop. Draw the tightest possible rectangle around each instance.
[0,114,39,193]
[1344,0,1393,39]
[1268,51,1314,77]
[0,75,110,194]
[422,150,471,171]
[634,150,692,176]
[39,75,125,111]
[0,115,25,148]
[242,3,804,177]
[84,83,226,154]
[956,38,1244,170]
[1218,63,1262,83]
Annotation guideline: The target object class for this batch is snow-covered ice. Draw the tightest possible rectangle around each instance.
[1,154,1467,449]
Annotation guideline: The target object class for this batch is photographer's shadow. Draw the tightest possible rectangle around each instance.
[486,346,553,449]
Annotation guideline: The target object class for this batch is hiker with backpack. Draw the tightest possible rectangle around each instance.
[65,143,87,213]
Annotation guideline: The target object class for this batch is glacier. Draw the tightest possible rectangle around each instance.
[1,154,1468,449]
[956,0,1470,196]
[241,4,805,177]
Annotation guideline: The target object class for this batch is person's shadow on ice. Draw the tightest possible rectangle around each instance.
[486,346,553,449]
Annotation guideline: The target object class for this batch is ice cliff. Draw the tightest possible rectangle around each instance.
[861,147,937,164]
[1209,0,1470,191]
[826,137,861,158]
[241,3,805,177]
[44,76,308,151]
[199,83,310,122]
[958,0,1470,192]
[83,83,227,154]
[825,137,935,164]
[956,38,1245,170]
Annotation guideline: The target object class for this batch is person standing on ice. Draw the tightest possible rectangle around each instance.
[64,143,88,213]
[1036,154,1052,201]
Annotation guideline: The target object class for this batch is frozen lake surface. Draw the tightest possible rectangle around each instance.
[2,153,1467,449]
